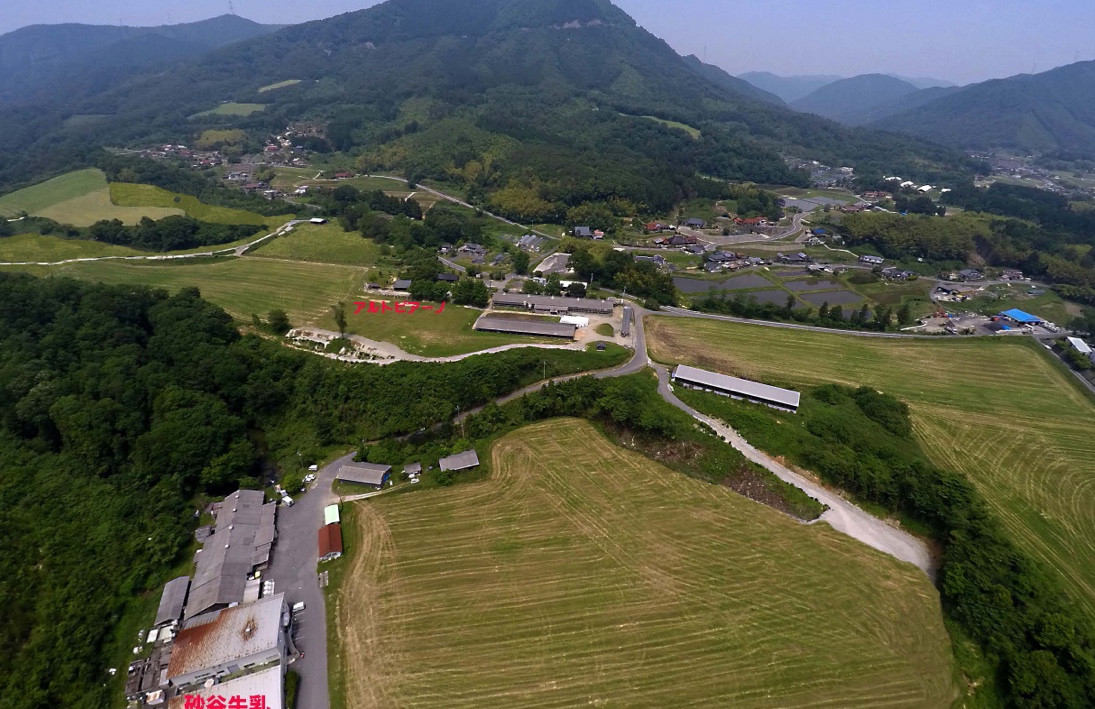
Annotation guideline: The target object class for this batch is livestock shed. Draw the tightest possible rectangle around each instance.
[672,364,801,413]
[999,309,1043,325]
[474,316,576,339]
[187,490,278,619]
[318,523,343,562]
[336,462,391,488]
[559,315,590,328]
[491,293,615,314]
[154,577,191,627]
[439,450,480,472]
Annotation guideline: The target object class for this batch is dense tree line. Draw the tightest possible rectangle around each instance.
[564,244,677,306]
[0,273,628,707]
[695,290,914,331]
[87,216,263,251]
[840,211,984,261]
[313,184,424,228]
[679,383,1095,708]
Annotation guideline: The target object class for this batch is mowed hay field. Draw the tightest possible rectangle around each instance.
[250,222,383,265]
[44,258,368,325]
[0,169,183,225]
[646,316,1095,620]
[334,419,957,709]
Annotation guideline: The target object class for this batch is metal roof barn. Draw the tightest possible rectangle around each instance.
[337,462,392,486]
[474,316,576,338]
[319,523,343,561]
[999,308,1042,324]
[672,364,801,412]
[491,293,615,314]
[154,576,191,627]
[167,593,286,686]
[439,450,480,472]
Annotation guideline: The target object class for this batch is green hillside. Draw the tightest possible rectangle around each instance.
[0,0,979,205]
[791,74,920,126]
[875,60,1095,153]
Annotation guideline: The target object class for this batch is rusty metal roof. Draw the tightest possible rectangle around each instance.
[167,593,285,680]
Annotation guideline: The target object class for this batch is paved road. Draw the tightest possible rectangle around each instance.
[264,452,352,709]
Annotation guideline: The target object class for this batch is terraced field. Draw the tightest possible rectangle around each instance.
[334,419,957,709]
[646,316,1095,620]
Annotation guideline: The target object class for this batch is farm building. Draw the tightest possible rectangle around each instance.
[167,665,283,709]
[167,593,288,688]
[439,450,480,472]
[404,462,422,476]
[491,293,614,314]
[475,316,577,338]
[154,576,191,628]
[336,462,391,488]
[573,226,593,238]
[858,254,884,265]
[683,217,707,228]
[392,279,412,291]
[1067,337,1093,358]
[319,523,343,562]
[324,504,340,526]
[999,309,1043,325]
[187,490,277,618]
[559,315,590,327]
[672,364,801,413]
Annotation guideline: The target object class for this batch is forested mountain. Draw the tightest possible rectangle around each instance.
[889,74,956,90]
[791,74,921,126]
[0,0,978,213]
[681,56,785,106]
[0,15,281,105]
[737,72,844,104]
[875,60,1095,154]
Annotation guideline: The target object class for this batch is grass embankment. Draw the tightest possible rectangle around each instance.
[0,169,183,226]
[646,316,1095,621]
[331,419,956,709]
[109,183,290,227]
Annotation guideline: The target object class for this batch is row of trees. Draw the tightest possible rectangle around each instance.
[695,291,915,330]
[680,384,1095,707]
[87,216,264,251]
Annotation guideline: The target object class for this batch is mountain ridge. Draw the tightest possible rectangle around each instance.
[791,74,920,125]
[873,59,1095,154]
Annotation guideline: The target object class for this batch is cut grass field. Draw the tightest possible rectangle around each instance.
[0,234,141,262]
[250,222,385,265]
[191,102,267,117]
[315,303,557,357]
[109,183,291,227]
[333,418,956,709]
[0,169,184,226]
[6,255,556,357]
[646,316,1095,622]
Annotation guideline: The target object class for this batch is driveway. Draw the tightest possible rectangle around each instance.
[265,452,353,709]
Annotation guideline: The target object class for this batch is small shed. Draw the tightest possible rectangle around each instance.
[324,504,340,526]
[393,279,412,291]
[318,523,343,562]
[404,463,422,477]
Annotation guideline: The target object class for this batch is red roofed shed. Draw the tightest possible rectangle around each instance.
[319,523,343,562]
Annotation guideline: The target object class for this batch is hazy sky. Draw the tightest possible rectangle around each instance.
[3,0,1093,85]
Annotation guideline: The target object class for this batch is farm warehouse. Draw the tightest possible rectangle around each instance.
[672,364,801,412]
[474,316,576,339]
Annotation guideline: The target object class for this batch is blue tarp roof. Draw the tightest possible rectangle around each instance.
[1000,308,1042,324]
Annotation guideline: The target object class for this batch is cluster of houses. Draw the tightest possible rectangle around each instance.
[946,269,984,282]
[703,251,766,273]
[141,144,226,170]
[650,233,700,249]
[125,490,289,709]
